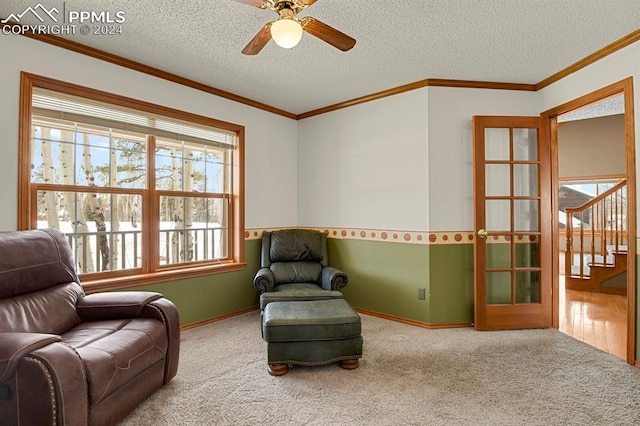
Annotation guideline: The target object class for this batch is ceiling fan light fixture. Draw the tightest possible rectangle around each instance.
[270,18,303,49]
[236,0,355,55]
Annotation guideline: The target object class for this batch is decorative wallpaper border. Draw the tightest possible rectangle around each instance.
[245,228,541,245]
[245,228,475,245]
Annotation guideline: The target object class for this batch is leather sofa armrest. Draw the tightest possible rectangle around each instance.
[20,342,88,425]
[253,267,275,293]
[0,332,60,382]
[78,292,180,383]
[76,291,163,321]
[321,266,348,291]
[143,298,181,383]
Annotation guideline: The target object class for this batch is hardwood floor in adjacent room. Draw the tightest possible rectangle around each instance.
[558,275,627,359]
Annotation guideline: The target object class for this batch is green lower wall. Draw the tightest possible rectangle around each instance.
[328,239,474,325]
[124,238,476,328]
[124,239,262,326]
[428,244,474,324]
[327,239,431,322]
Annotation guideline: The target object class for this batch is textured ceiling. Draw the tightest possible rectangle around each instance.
[558,94,625,122]
[2,0,640,115]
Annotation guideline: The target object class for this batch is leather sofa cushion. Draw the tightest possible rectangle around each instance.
[0,282,82,334]
[263,299,361,343]
[0,228,78,298]
[270,262,322,284]
[62,318,168,407]
[269,229,323,262]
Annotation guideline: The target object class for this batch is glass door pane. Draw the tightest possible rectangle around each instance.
[513,128,538,160]
[514,200,539,231]
[485,128,510,160]
[514,164,538,196]
[487,240,511,269]
[486,200,510,232]
[486,164,510,196]
[487,271,511,304]
[516,271,540,303]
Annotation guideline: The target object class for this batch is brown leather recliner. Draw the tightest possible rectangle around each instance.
[0,228,180,425]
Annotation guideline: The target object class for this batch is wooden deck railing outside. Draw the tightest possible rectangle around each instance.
[65,227,226,274]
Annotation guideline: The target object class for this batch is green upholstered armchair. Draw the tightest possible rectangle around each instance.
[253,229,347,309]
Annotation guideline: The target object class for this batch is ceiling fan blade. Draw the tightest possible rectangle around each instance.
[242,23,272,55]
[232,0,267,7]
[299,0,319,5]
[302,17,356,51]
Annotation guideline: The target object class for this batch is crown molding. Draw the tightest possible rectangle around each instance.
[3,21,638,120]
[536,29,640,91]
[297,79,537,119]
[1,21,298,120]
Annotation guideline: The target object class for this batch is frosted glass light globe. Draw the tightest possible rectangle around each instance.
[270,19,303,49]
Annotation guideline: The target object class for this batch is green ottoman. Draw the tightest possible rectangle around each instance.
[262,299,363,376]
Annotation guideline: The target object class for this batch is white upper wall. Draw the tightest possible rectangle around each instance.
[297,85,540,232]
[0,35,298,230]
[297,89,429,230]
[426,87,540,231]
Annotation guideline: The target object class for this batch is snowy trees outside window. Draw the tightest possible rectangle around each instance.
[20,76,243,286]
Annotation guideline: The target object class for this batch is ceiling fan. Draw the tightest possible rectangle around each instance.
[233,0,356,55]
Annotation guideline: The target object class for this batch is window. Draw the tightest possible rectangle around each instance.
[19,73,245,290]
[558,177,626,229]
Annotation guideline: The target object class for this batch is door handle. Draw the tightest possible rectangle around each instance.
[477,229,488,239]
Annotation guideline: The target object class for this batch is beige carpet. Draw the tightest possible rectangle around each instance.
[120,311,640,425]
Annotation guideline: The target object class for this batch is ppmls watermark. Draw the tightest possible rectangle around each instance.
[1,2,126,36]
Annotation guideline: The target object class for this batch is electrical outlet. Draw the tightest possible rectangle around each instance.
[418,288,426,300]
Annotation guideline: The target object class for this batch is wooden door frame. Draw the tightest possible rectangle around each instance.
[541,77,637,365]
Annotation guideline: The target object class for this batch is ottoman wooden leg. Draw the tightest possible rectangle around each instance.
[339,359,359,370]
[268,363,289,376]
